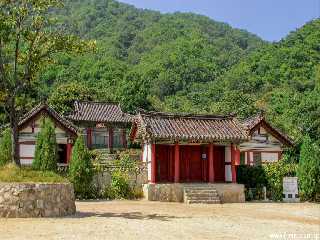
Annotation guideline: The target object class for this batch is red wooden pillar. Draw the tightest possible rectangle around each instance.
[151,144,156,183]
[108,127,113,153]
[231,144,238,183]
[66,142,72,164]
[174,143,180,183]
[87,128,92,149]
[121,128,127,148]
[208,144,215,183]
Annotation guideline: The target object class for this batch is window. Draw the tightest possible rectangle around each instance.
[240,152,245,165]
[113,128,122,148]
[253,152,262,166]
[92,128,108,149]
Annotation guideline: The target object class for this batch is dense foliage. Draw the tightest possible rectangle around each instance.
[32,118,58,171]
[237,166,267,200]
[0,129,12,166]
[0,0,319,161]
[263,161,297,201]
[297,136,320,201]
[69,135,94,199]
[104,152,142,199]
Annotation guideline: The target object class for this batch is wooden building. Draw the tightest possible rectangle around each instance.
[240,114,294,165]
[130,111,249,184]
[67,101,132,152]
[18,104,77,166]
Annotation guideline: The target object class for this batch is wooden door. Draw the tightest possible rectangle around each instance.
[214,146,225,182]
[156,145,174,182]
[180,146,203,182]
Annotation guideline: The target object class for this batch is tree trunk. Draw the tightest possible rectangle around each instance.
[8,99,20,166]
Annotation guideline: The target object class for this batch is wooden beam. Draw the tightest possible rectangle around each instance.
[174,143,180,183]
[87,128,92,149]
[108,127,113,153]
[151,144,156,183]
[66,142,72,164]
[231,144,237,183]
[208,144,214,183]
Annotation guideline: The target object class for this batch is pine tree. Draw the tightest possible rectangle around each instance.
[0,128,12,166]
[68,135,94,198]
[298,135,320,200]
[32,118,58,171]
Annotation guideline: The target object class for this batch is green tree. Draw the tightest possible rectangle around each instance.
[297,135,320,200]
[0,128,12,166]
[48,82,94,114]
[0,0,95,165]
[32,118,58,171]
[68,135,94,198]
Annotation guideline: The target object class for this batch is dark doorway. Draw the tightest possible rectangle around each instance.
[58,144,67,164]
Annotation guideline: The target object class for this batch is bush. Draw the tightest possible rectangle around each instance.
[0,128,12,166]
[68,135,94,199]
[0,164,67,183]
[32,118,58,171]
[237,165,267,200]
[297,136,320,201]
[263,161,297,201]
[103,153,142,200]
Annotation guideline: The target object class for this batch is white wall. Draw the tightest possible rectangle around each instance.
[142,143,152,181]
[225,146,232,182]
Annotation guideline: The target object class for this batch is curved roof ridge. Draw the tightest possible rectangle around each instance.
[138,109,236,120]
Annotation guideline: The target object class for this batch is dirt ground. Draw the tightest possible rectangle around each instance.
[0,200,319,240]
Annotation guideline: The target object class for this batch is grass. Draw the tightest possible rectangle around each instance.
[0,164,68,183]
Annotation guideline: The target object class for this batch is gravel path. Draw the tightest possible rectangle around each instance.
[0,200,319,240]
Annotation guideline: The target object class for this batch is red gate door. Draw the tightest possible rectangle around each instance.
[214,146,225,182]
[180,146,203,182]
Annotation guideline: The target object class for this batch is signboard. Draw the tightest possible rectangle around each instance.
[283,177,299,202]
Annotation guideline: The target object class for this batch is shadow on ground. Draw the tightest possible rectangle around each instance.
[68,211,188,221]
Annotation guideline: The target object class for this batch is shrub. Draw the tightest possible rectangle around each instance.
[297,136,320,201]
[0,164,67,183]
[32,118,58,171]
[103,153,143,200]
[68,135,94,199]
[0,128,12,166]
[263,161,297,201]
[237,165,267,200]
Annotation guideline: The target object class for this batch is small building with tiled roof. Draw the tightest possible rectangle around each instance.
[130,110,248,185]
[18,104,77,166]
[130,110,250,203]
[240,113,294,165]
[67,101,132,152]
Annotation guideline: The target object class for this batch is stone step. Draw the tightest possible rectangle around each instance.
[185,193,219,198]
[185,190,218,194]
[187,199,221,204]
[187,196,220,201]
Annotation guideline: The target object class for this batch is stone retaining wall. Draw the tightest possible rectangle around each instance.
[0,183,76,218]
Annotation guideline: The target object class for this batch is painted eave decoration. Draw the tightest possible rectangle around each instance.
[130,110,249,143]
[18,103,78,135]
[243,113,294,147]
[67,101,133,124]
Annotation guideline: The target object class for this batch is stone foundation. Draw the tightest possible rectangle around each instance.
[143,183,245,203]
[0,183,76,218]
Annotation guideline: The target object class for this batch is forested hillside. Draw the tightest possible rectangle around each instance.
[1,0,319,152]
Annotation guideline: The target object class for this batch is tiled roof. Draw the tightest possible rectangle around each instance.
[18,103,78,134]
[132,110,248,142]
[243,113,294,146]
[67,101,132,123]
[242,113,265,130]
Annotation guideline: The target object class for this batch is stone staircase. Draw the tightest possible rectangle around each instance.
[184,185,221,204]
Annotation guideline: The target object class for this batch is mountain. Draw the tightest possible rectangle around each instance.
[39,0,265,108]
[8,0,320,147]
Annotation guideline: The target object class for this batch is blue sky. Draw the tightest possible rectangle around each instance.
[119,0,319,42]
